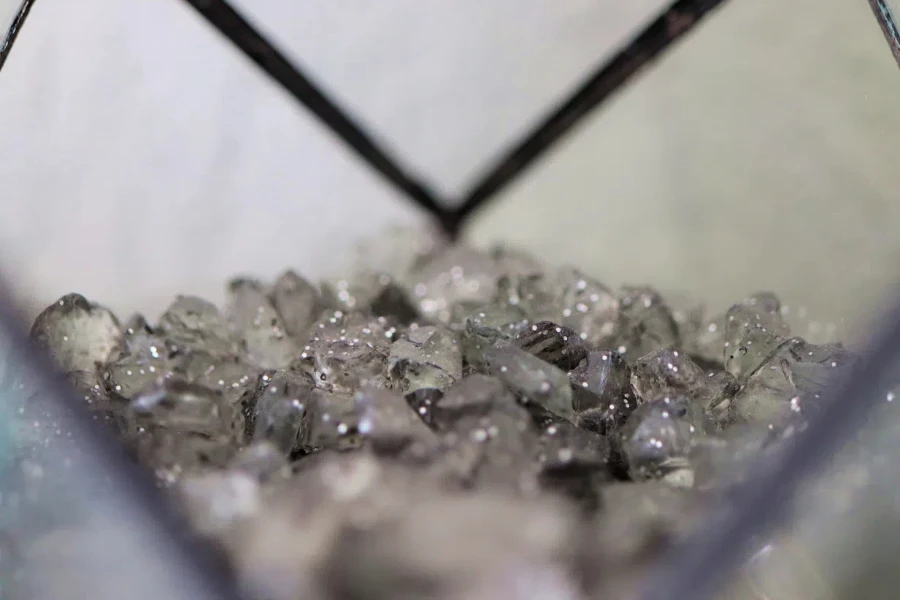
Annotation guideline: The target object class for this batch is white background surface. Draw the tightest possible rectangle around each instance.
[0,0,899,342]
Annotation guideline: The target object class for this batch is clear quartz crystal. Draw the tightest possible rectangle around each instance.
[294,311,393,394]
[723,292,790,380]
[460,304,529,372]
[270,270,322,340]
[355,388,439,462]
[158,295,239,357]
[729,337,850,430]
[619,395,707,482]
[485,341,575,421]
[554,268,622,348]
[30,293,122,374]
[226,278,299,369]
[405,246,503,324]
[104,314,170,400]
[616,286,680,359]
[631,347,738,415]
[172,350,259,407]
[388,325,462,393]
[126,379,240,483]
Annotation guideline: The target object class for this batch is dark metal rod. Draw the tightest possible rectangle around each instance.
[180,0,453,229]
[0,0,37,73]
[632,309,900,600]
[868,0,900,68]
[447,0,731,235]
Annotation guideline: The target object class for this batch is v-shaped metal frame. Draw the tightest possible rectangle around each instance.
[0,0,732,238]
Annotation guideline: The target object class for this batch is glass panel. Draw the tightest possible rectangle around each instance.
[0,304,237,600]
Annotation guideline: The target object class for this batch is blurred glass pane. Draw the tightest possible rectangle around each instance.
[0,310,234,600]
[715,387,900,600]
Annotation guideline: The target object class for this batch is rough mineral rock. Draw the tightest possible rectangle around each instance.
[30,293,122,374]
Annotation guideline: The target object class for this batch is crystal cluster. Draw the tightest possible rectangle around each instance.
[25,229,853,600]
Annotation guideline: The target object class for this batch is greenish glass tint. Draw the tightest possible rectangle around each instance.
[0,303,240,600]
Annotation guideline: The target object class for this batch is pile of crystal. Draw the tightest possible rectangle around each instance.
[26,231,853,600]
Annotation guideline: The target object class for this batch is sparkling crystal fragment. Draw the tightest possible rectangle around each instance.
[30,293,122,374]
[616,286,680,359]
[247,370,316,457]
[460,303,528,372]
[270,270,321,339]
[388,325,462,393]
[514,320,587,371]
[158,295,239,357]
[619,395,706,482]
[723,292,790,380]
[127,379,239,482]
[104,314,170,400]
[555,268,622,348]
[485,342,574,421]
[227,278,299,369]
[569,349,637,438]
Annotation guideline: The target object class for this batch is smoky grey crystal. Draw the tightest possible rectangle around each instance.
[619,395,707,483]
[514,320,587,371]
[569,349,637,436]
